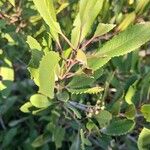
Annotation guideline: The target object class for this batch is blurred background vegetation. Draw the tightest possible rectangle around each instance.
[0,0,150,149]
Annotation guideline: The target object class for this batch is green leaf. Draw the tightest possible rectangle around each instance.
[62,48,72,59]
[56,2,69,14]
[80,129,92,149]
[68,68,102,90]
[32,135,44,147]
[30,94,52,108]
[128,0,134,5]
[0,96,16,115]
[0,20,6,29]
[88,23,150,71]
[70,134,80,150]
[32,108,45,115]
[28,68,40,86]
[141,104,150,122]
[67,104,82,119]
[117,12,136,31]
[8,117,28,127]
[38,51,60,98]
[95,110,112,128]
[2,128,18,147]
[56,91,69,102]
[8,0,15,6]
[0,65,14,97]
[20,102,33,113]
[125,81,137,104]
[83,138,92,146]
[0,67,14,82]
[27,36,43,86]
[0,67,14,87]
[125,104,136,120]
[32,134,50,148]
[80,129,85,150]
[138,128,150,150]
[76,49,87,66]
[93,68,103,80]
[68,87,104,95]
[135,0,150,14]
[67,74,95,89]
[27,36,43,68]
[98,23,150,57]
[94,23,116,37]
[86,120,96,132]
[28,49,43,69]
[26,36,42,50]
[33,0,62,41]
[87,56,110,71]
[71,0,104,47]
[110,100,121,116]
[53,126,65,149]
[101,118,135,136]
[3,33,14,43]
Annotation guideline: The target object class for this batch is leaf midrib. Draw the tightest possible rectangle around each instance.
[96,25,149,57]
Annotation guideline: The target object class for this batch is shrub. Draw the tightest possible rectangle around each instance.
[1,0,150,149]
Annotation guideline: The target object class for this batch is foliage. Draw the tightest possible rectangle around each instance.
[0,0,150,149]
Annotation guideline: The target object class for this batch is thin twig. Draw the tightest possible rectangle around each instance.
[61,33,75,50]
[81,32,117,50]
[127,135,137,143]
[64,72,76,79]
[56,40,63,54]
[81,36,95,49]
[68,101,95,112]
[61,60,78,79]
